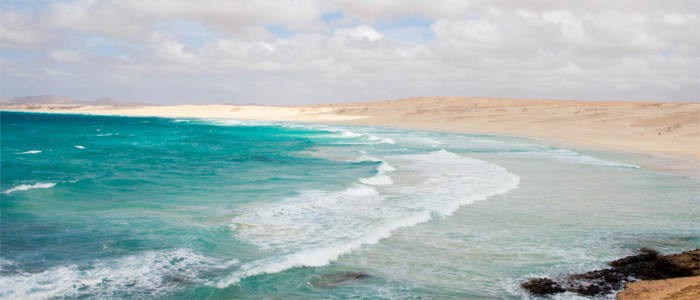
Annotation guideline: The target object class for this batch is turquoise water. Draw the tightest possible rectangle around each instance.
[1,111,698,299]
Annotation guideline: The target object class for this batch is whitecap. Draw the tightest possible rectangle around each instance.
[366,135,396,144]
[549,149,638,168]
[359,174,393,185]
[218,149,519,287]
[206,119,246,126]
[208,119,284,127]
[0,249,238,300]
[74,145,85,149]
[377,161,397,173]
[507,148,639,168]
[16,150,41,155]
[403,136,443,146]
[3,182,56,194]
[218,211,432,288]
[0,259,14,272]
[356,155,382,163]
[334,129,363,138]
[359,159,396,186]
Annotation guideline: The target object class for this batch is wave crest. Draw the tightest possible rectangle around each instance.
[0,249,237,300]
[16,150,41,155]
[218,149,519,287]
[505,148,639,168]
[359,159,396,185]
[3,183,56,194]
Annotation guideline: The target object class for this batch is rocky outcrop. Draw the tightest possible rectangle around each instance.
[521,248,700,297]
[656,248,699,277]
[520,278,565,295]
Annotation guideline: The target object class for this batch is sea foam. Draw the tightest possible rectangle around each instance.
[218,149,519,287]
[0,249,238,300]
[511,148,639,168]
[336,130,363,138]
[16,150,41,154]
[367,135,396,144]
[3,182,56,194]
[358,156,396,186]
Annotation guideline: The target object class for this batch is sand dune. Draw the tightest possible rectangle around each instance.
[314,98,700,160]
[3,97,699,176]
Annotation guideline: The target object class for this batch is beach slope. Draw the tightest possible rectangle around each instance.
[3,97,699,176]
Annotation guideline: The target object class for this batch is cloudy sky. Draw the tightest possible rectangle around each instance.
[1,0,698,104]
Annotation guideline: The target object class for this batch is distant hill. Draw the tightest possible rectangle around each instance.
[0,95,149,106]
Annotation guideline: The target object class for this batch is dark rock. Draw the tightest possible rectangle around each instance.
[656,248,699,277]
[312,271,370,288]
[608,247,658,267]
[520,248,700,297]
[520,278,565,295]
[565,268,626,294]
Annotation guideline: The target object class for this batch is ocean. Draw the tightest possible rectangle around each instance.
[1,111,698,299]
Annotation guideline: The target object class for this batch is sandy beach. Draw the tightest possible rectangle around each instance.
[4,97,699,177]
[617,276,700,300]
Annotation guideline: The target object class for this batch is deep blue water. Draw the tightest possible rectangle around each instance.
[1,111,698,299]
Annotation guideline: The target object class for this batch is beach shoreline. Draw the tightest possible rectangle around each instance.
[3,97,699,178]
[3,98,699,299]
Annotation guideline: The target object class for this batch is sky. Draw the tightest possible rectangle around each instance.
[0,0,698,104]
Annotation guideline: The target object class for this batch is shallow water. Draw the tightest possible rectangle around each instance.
[1,111,698,299]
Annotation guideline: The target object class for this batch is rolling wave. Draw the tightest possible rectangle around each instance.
[218,149,519,287]
[16,150,41,155]
[0,249,238,300]
[3,182,56,194]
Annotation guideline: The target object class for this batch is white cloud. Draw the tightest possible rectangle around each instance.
[432,19,500,44]
[0,0,697,103]
[335,26,383,41]
[0,11,47,48]
[49,49,81,62]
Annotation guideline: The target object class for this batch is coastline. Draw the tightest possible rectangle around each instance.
[521,248,700,298]
[3,97,699,178]
[3,99,699,299]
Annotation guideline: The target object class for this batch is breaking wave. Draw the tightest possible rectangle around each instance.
[218,149,519,287]
[3,182,56,194]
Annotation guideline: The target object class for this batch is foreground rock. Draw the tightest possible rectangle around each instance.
[617,276,700,300]
[311,272,370,287]
[520,278,565,295]
[521,248,699,297]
